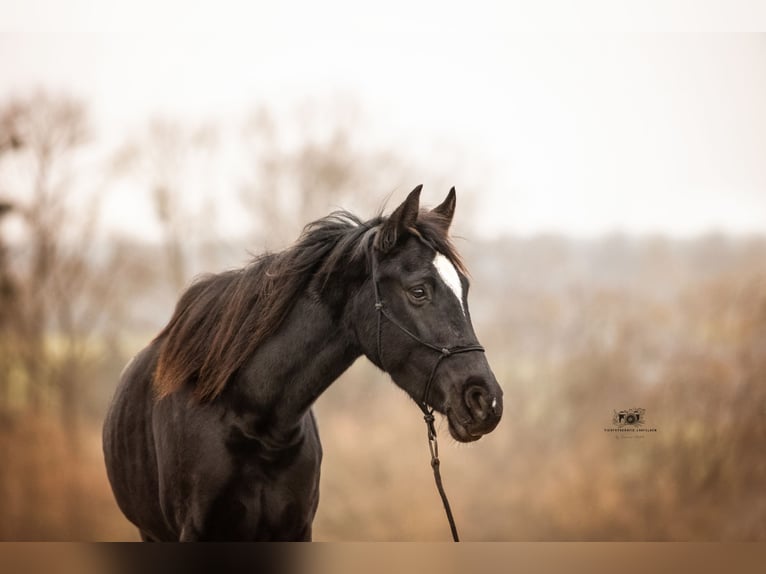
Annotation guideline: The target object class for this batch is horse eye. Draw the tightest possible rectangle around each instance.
[410,286,427,300]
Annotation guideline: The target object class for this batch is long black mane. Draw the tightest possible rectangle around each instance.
[153,209,463,403]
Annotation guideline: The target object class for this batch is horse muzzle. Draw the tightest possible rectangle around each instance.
[446,381,503,442]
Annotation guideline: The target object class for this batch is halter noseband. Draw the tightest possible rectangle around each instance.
[369,239,485,542]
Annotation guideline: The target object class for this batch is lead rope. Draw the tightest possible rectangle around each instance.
[423,406,460,541]
[371,251,484,542]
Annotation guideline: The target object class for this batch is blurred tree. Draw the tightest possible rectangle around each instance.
[111,119,219,293]
[0,200,15,412]
[0,93,88,417]
[240,104,409,249]
[0,92,123,445]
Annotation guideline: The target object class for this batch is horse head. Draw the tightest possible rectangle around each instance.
[355,186,503,442]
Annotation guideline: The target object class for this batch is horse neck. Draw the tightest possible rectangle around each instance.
[227,291,361,432]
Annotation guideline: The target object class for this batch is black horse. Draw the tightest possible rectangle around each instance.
[103,186,503,541]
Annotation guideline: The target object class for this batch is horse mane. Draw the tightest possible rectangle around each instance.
[152,208,465,403]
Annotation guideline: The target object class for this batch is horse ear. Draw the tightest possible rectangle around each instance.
[431,186,456,233]
[376,185,422,253]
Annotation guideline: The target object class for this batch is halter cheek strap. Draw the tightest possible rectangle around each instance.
[370,247,485,542]
[371,250,485,411]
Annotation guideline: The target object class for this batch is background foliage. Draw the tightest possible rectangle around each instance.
[0,94,764,540]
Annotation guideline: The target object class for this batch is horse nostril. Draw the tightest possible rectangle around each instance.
[464,385,490,421]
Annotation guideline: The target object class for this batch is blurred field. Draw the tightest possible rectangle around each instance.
[1,234,764,540]
[314,235,766,540]
[1,94,764,540]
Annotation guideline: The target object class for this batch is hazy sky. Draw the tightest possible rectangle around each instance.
[2,1,766,238]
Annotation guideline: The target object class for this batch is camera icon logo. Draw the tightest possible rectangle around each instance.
[612,408,646,427]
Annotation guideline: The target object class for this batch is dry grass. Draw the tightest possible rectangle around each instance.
[0,414,137,541]
[1,241,764,541]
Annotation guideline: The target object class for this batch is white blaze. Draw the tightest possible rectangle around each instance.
[433,253,465,315]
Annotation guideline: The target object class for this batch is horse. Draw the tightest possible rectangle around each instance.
[102,185,503,541]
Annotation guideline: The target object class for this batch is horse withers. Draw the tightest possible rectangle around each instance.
[102,186,503,541]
